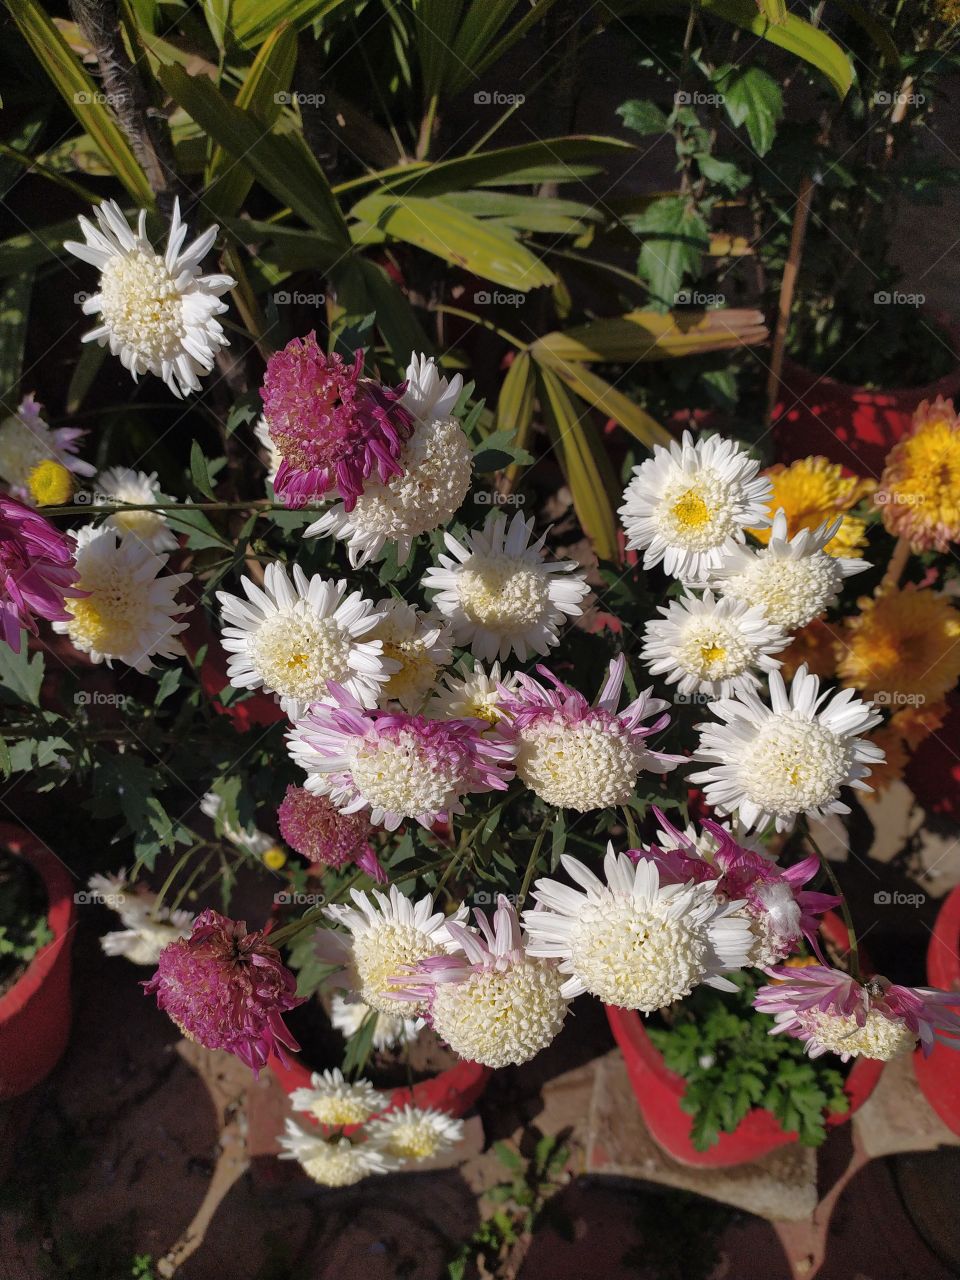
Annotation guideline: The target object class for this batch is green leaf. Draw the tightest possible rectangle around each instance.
[446,0,561,93]
[617,99,670,135]
[349,194,555,291]
[229,0,348,48]
[0,271,32,403]
[5,0,153,205]
[531,308,768,362]
[0,639,44,706]
[0,736,11,779]
[189,441,217,500]
[164,507,231,551]
[157,63,349,244]
[204,25,298,221]
[695,153,749,193]
[698,0,853,99]
[629,196,710,310]
[538,357,672,449]
[717,66,783,157]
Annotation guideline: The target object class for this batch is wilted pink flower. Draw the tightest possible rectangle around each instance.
[262,336,413,511]
[143,909,304,1074]
[641,807,839,964]
[754,964,960,1061]
[287,682,515,831]
[495,655,685,812]
[0,495,84,652]
[277,785,386,883]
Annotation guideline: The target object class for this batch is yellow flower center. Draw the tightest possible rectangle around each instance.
[263,846,287,870]
[27,459,74,506]
[671,489,711,529]
[67,591,138,654]
[699,643,726,665]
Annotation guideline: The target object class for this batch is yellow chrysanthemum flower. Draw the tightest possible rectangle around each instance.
[875,397,960,551]
[778,616,839,682]
[27,459,74,507]
[890,699,948,750]
[749,456,874,558]
[836,587,960,706]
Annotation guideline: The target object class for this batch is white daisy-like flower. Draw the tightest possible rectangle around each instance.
[278,1119,396,1186]
[306,413,473,568]
[400,352,463,423]
[689,664,885,833]
[640,589,789,700]
[369,599,452,712]
[323,886,468,1019]
[330,993,422,1051]
[97,466,177,552]
[422,511,590,663]
[199,791,284,864]
[522,848,754,1011]
[393,896,569,1068]
[367,1105,464,1161]
[64,198,235,398]
[289,1068,387,1127]
[0,395,95,503]
[654,815,772,862]
[53,525,190,672]
[87,871,192,965]
[618,431,772,582]
[425,660,520,725]
[216,562,393,720]
[711,509,868,631]
[254,415,282,484]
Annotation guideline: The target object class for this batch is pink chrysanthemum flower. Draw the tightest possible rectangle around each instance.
[641,808,839,966]
[390,895,568,1068]
[0,495,84,652]
[287,683,515,831]
[143,909,304,1074]
[262,336,413,511]
[754,965,960,1061]
[277,785,386,883]
[496,654,685,812]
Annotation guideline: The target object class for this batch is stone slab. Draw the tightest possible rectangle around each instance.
[852,1049,960,1158]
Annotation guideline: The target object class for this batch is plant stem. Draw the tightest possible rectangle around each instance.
[882,535,911,590]
[766,174,815,423]
[622,805,639,849]
[805,823,861,981]
[517,813,552,911]
[42,500,302,517]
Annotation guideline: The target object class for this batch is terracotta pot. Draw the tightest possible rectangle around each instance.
[269,1046,491,1121]
[605,912,884,1167]
[770,318,960,477]
[0,825,76,1099]
[912,885,960,1134]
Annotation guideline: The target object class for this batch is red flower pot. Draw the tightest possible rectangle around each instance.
[0,825,76,1099]
[771,319,960,477]
[912,885,960,1134]
[269,1046,491,1121]
[605,912,884,1167]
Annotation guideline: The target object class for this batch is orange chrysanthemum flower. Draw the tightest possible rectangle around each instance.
[749,456,874,558]
[875,397,960,551]
[778,616,839,682]
[836,586,960,707]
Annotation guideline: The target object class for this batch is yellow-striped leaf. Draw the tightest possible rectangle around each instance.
[531,309,768,363]
[538,357,672,449]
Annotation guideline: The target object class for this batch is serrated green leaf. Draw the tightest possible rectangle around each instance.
[628,196,710,310]
[717,66,783,157]
[699,0,853,98]
[617,99,670,135]
[0,638,44,706]
[189,441,217,499]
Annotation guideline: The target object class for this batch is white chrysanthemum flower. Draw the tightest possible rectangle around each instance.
[400,352,463,423]
[323,886,468,1019]
[254,415,282,484]
[199,791,284,864]
[289,1068,387,1127]
[88,871,191,965]
[618,431,772,582]
[522,848,754,1011]
[217,562,392,720]
[640,589,789,699]
[306,414,473,567]
[690,664,885,832]
[278,1119,396,1186]
[330,994,421,1051]
[711,509,868,631]
[799,1009,917,1060]
[369,599,452,712]
[97,466,177,552]
[422,511,590,662]
[367,1105,463,1161]
[53,525,190,672]
[655,816,772,862]
[425,660,520,725]
[64,199,235,398]
[395,896,569,1068]
[0,395,95,502]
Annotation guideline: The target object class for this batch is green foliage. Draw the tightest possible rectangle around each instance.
[0,848,53,987]
[648,973,849,1151]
